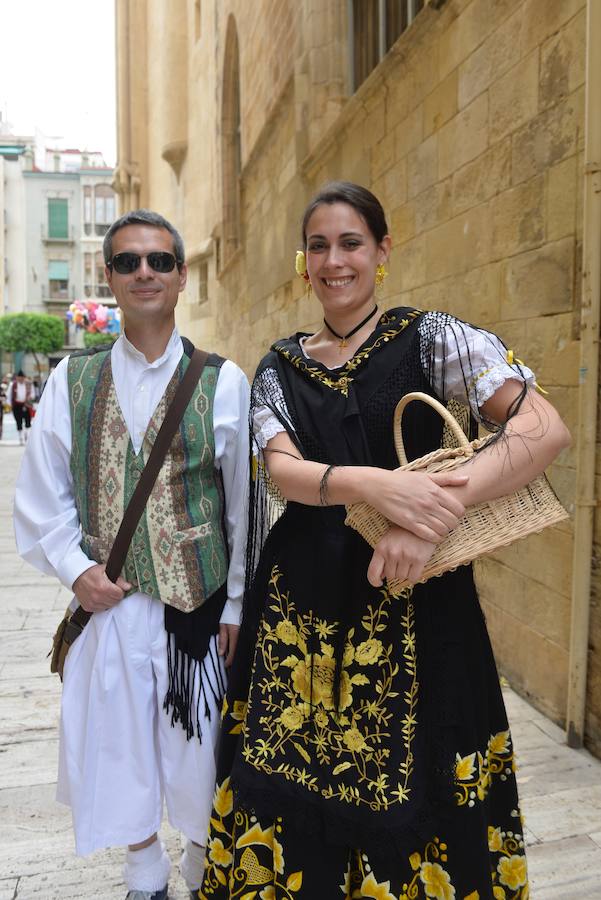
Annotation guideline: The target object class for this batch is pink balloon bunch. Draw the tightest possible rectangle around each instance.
[66,301,121,334]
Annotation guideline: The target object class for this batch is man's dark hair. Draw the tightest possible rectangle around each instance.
[103,209,185,268]
[301,181,389,247]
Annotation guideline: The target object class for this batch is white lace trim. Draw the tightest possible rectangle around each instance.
[474,363,536,409]
[252,368,289,450]
[421,313,537,423]
[253,410,287,451]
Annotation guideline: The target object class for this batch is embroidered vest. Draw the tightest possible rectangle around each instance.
[67,345,228,613]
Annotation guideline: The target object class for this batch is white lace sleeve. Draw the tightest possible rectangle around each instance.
[419,312,536,423]
[253,406,287,451]
[251,367,294,451]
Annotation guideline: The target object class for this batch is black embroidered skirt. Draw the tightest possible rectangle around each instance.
[199,555,528,900]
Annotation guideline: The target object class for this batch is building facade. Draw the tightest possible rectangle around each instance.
[0,134,116,373]
[0,133,31,320]
[114,0,601,756]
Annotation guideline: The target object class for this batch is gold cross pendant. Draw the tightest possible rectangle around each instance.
[339,338,347,349]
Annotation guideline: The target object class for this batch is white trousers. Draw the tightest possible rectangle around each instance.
[57,592,225,856]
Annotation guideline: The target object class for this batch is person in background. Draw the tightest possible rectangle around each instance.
[7,370,33,444]
[0,377,7,439]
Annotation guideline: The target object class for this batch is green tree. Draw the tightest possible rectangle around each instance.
[0,313,65,380]
[83,332,119,349]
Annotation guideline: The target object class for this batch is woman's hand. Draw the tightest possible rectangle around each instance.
[367,525,438,588]
[362,468,468,542]
[367,525,436,587]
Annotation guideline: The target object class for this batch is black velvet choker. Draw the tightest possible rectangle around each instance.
[323,305,379,348]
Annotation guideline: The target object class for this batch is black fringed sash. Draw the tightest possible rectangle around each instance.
[164,583,228,741]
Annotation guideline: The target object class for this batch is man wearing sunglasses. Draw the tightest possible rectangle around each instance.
[14,209,250,899]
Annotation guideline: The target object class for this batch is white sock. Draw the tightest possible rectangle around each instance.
[180,839,206,892]
[123,839,171,892]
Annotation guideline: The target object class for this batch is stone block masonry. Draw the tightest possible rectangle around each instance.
[115,0,597,758]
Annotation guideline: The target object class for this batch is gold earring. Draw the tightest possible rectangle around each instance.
[375,263,388,287]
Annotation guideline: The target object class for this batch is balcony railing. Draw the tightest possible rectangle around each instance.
[41,225,75,244]
[42,284,76,301]
[84,284,113,299]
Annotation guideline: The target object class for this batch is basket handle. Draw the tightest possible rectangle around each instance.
[393,391,470,466]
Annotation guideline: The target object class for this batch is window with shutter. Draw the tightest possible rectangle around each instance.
[350,0,425,91]
[48,198,69,238]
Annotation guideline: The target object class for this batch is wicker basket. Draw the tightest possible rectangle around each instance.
[345,391,568,593]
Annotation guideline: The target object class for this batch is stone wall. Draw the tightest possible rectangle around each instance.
[116,0,599,753]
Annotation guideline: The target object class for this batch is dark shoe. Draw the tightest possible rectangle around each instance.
[125,888,168,900]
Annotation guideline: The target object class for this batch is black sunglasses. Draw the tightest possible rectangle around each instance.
[108,251,179,274]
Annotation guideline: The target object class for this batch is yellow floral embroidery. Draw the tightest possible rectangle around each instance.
[355,638,383,665]
[391,837,456,900]
[489,731,510,755]
[208,837,233,867]
[236,822,275,849]
[291,651,353,710]
[454,752,476,782]
[339,863,353,898]
[273,838,285,876]
[273,311,421,398]
[280,705,304,731]
[228,699,249,735]
[497,856,528,891]
[260,887,276,900]
[488,826,504,853]
[420,861,455,899]
[488,821,529,899]
[409,852,421,871]
[275,619,298,645]
[314,708,329,728]
[342,727,368,752]
[360,871,397,900]
[454,731,515,806]
[213,776,233,819]
[201,806,302,898]
[239,847,273,885]
[241,564,418,813]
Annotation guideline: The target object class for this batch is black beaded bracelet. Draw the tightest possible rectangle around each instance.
[319,464,337,506]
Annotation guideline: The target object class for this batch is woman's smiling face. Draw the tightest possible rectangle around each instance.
[304,202,390,316]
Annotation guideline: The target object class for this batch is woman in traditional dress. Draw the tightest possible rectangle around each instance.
[199,182,569,900]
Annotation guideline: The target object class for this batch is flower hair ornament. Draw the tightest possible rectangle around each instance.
[295,250,312,293]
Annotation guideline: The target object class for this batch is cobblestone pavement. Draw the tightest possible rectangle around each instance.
[1,441,601,898]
